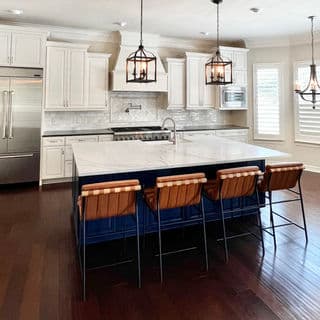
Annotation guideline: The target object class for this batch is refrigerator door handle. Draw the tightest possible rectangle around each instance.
[0,153,34,159]
[2,90,8,139]
[8,90,14,139]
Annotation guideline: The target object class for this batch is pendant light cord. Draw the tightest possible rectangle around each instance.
[216,2,220,49]
[140,0,143,46]
[310,16,315,64]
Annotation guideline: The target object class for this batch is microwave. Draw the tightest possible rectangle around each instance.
[220,86,246,109]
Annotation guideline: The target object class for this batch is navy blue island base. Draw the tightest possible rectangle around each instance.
[72,160,266,246]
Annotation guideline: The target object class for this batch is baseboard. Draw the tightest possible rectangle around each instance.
[304,165,320,173]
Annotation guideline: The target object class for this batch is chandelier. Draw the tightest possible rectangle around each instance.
[205,0,232,85]
[295,16,320,109]
[126,0,157,83]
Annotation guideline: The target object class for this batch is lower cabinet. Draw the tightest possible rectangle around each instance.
[41,134,113,182]
[42,146,65,179]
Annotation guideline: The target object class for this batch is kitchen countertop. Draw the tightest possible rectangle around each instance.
[42,125,248,137]
[42,129,113,137]
[72,135,287,177]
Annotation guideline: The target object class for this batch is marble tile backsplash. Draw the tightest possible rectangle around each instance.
[43,92,227,131]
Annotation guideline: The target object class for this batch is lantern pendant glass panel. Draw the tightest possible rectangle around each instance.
[205,51,232,85]
[126,45,157,83]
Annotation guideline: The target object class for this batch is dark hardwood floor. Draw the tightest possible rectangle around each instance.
[0,172,320,320]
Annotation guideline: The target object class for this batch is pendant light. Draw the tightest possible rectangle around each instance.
[295,16,320,109]
[126,0,157,83]
[205,0,232,85]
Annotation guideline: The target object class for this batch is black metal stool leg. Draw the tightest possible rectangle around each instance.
[135,202,142,288]
[256,189,265,256]
[200,197,209,271]
[220,197,229,263]
[268,191,277,249]
[156,202,163,283]
[298,178,308,243]
[82,220,86,301]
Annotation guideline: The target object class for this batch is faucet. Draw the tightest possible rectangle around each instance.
[161,117,176,145]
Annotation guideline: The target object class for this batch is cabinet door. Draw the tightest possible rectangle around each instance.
[0,31,11,66]
[42,146,65,179]
[45,47,68,110]
[67,49,87,109]
[11,32,45,67]
[186,57,201,109]
[86,56,108,109]
[167,60,185,109]
[233,70,247,87]
[233,51,247,70]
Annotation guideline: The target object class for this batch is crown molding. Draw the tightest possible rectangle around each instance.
[245,32,320,49]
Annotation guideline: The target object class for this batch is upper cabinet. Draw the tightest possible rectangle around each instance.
[0,28,46,68]
[45,42,110,111]
[219,46,249,87]
[185,52,215,109]
[86,53,110,109]
[166,58,185,110]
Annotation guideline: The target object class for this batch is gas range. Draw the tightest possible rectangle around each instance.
[111,126,171,142]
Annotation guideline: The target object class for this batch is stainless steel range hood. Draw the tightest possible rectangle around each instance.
[111,31,167,92]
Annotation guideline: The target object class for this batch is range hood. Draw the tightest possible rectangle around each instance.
[111,31,167,92]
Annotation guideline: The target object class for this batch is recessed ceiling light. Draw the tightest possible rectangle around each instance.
[200,32,210,36]
[250,7,261,13]
[113,21,127,27]
[7,9,24,15]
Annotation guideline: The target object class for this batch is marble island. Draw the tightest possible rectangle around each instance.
[72,136,288,177]
[72,136,288,244]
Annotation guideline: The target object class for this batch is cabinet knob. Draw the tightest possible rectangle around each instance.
[61,149,64,155]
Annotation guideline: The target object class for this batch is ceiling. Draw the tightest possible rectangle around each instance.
[0,0,319,41]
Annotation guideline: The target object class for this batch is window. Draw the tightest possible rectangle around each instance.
[294,62,320,144]
[253,64,283,140]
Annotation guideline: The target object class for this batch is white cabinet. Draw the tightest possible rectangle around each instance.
[185,52,215,109]
[98,134,113,142]
[182,130,216,140]
[0,31,11,66]
[166,58,185,109]
[45,42,110,111]
[86,53,110,109]
[45,42,89,110]
[42,146,65,179]
[0,29,46,67]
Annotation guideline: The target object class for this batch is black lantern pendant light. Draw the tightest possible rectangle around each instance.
[295,16,320,109]
[126,0,157,83]
[205,0,232,85]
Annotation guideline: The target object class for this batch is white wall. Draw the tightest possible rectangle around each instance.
[239,42,320,172]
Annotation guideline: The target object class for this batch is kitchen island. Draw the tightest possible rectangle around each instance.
[72,136,287,244]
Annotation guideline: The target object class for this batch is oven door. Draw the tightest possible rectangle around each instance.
[221,87,246,108]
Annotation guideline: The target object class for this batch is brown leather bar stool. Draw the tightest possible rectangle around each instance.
[258,163,308,248]
[143,173,208,283]
[77,179,142,300]
[204,166,265,263]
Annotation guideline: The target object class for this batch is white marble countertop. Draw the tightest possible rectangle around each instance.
[72,136,289,177]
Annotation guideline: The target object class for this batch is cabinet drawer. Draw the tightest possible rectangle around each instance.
[216,129,248,137]
[65,135,98,145]
[42,137,65,146]
[65,160,73,178]
[98,134,113,142]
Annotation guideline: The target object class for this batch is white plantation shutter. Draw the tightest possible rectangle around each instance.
[253,64,283,140]
[295,63,320,144]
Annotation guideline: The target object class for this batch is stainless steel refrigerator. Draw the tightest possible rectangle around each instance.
[0,67,43,184]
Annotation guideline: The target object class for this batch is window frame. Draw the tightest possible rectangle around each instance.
[293,60,320,145]
[253,63,285,141]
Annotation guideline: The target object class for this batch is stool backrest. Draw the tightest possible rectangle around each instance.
[217,166,262,199]
[156,173,207,210]
[262,163,304,191]
[78,180,141,221]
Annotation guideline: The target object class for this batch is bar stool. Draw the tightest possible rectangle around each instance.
[77,179,142,300]
[143,173,208,283]
[258,162,308,248]
[204,166,264,263]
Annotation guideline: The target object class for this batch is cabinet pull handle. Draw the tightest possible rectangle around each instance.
[11,56,13,64]
[7,56,10,64]
[61,148,64,155]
